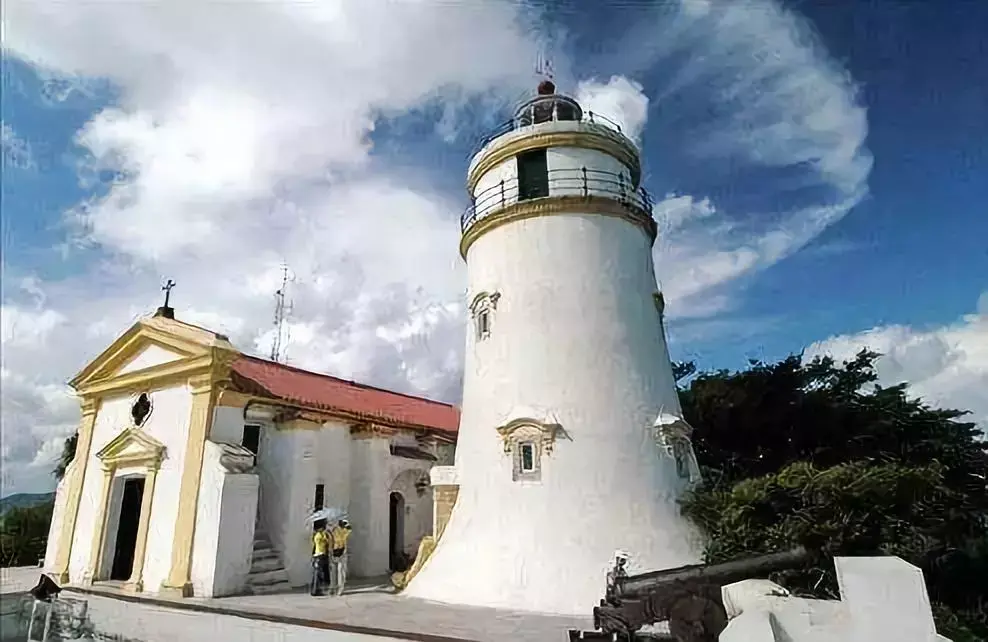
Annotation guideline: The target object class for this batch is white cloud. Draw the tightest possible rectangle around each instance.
[0,0,874,494]
[576,76,650,141]
[806,293,988,431]
[1,122,35,169]
[638,0,872,318]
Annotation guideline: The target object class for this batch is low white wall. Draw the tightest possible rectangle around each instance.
[191,441,258,597]
[43,476,68,571]
[212,473,259,596]
[719,557,953,642]
[67,592,411,642]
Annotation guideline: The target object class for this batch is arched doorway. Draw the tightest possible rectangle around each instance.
[389,492,406,571]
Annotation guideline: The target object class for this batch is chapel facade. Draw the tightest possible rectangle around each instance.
[43,308,458,598]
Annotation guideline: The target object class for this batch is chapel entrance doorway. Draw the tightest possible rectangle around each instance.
[388,492,405,571]
[109,477,145,581]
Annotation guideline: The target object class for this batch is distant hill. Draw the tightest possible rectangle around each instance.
[0,493,55,517]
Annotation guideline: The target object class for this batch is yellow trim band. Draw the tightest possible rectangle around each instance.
[459,195,657,259]
[52,398,100,584]
[160,374,221,598]
[467,128,641,195]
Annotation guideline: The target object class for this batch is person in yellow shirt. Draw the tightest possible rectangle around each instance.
[328,519,352,596]
[310,521,330,596]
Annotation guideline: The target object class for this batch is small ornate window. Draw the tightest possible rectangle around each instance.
[470,291,501,342]
[653,412,702,486]
[496,418,565,483]
[518,441,537,473]
[131,392,152,427]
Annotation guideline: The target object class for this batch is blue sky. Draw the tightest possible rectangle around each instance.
[2,0,986,494]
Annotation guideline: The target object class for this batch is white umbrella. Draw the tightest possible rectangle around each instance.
[305,506,347,524]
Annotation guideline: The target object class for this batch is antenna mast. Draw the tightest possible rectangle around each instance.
[535,51,555,82]
[270,263,295,363]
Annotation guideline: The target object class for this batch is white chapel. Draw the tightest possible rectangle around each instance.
[43,307,458,598]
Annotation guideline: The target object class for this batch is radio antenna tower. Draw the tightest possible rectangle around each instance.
[270,263,295,363]
[535,51,555,82]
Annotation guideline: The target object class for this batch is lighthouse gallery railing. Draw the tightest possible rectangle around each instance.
[471,94,629,157]
[461,167,654,233]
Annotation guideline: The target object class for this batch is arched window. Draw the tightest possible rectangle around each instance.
[469,291,501,342]
[495,418,565,482]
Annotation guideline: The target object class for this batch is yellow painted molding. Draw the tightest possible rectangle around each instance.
[216,389,251,409]
[350,422,400,440]
[96,428,166,470]
[460,195,656,259]
[84,467,114,584]
[70,314,238,389]
[126,467,159,592]
[160,383,219,597]
[76,354,214,398]
[495,417,566,455]
[392,535,436,591]
[51,398,102,584]
[467,127,641,194]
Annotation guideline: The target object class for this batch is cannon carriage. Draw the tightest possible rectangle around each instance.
[569,547,813,642]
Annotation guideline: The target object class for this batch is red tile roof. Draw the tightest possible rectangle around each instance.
[230,355,459,436]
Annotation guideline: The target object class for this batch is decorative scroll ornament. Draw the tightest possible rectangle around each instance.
[653,410,702,486]
[495,418,565,455]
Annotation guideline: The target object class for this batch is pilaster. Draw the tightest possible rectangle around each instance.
[82,465,114,586]
[160,373,218,598]
[52,398,100,584]
[124,466,159,593]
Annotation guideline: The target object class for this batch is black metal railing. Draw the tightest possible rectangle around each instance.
[461,167,653,233]
[471,95,630,157]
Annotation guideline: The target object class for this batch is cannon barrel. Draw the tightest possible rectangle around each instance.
[614,547,810,600]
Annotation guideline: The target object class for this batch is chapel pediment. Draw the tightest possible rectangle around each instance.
[96,428,166,470]
[69,314,239,394]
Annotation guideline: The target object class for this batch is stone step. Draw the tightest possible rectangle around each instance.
[251,548,279,564]
[249,580,293,595]
[249,555,284,573]
[247,568,291,586]
[253,536,272,549]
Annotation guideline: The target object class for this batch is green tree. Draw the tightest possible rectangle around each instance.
[678,350,988,641]
[52,432,78,481]
[0,501,54,568]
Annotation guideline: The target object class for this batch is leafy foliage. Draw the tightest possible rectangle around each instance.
[678,350,988,641]
[0,500,53,568]
[53,432,79,481]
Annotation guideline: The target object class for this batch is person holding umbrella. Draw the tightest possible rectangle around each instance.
[328,518,352,596]
[310,520,331,596]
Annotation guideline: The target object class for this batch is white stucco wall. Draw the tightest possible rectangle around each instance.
[117,344,183,375]
[68,382,192,590]
[210,406,246,444]
[348,437,391,578]
[187,441,260,598]
[43,476,68,570]
[407,141,699,615]
[387,463,433,559]
[213,472,259,596]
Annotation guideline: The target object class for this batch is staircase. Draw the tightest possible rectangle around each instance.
[246,530,292,595]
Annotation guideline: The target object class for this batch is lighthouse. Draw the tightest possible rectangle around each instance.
[404,80,703,616]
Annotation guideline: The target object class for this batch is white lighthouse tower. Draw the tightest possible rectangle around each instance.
[404,80,703,616]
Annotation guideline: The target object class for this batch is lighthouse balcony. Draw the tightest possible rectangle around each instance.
[460,166,654,235]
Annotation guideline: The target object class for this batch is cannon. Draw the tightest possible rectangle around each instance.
[583,547,811,642]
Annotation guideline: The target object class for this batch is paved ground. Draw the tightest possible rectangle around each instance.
[2,568,597,641]
[72,576,593,642]
[0,567,40,596]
